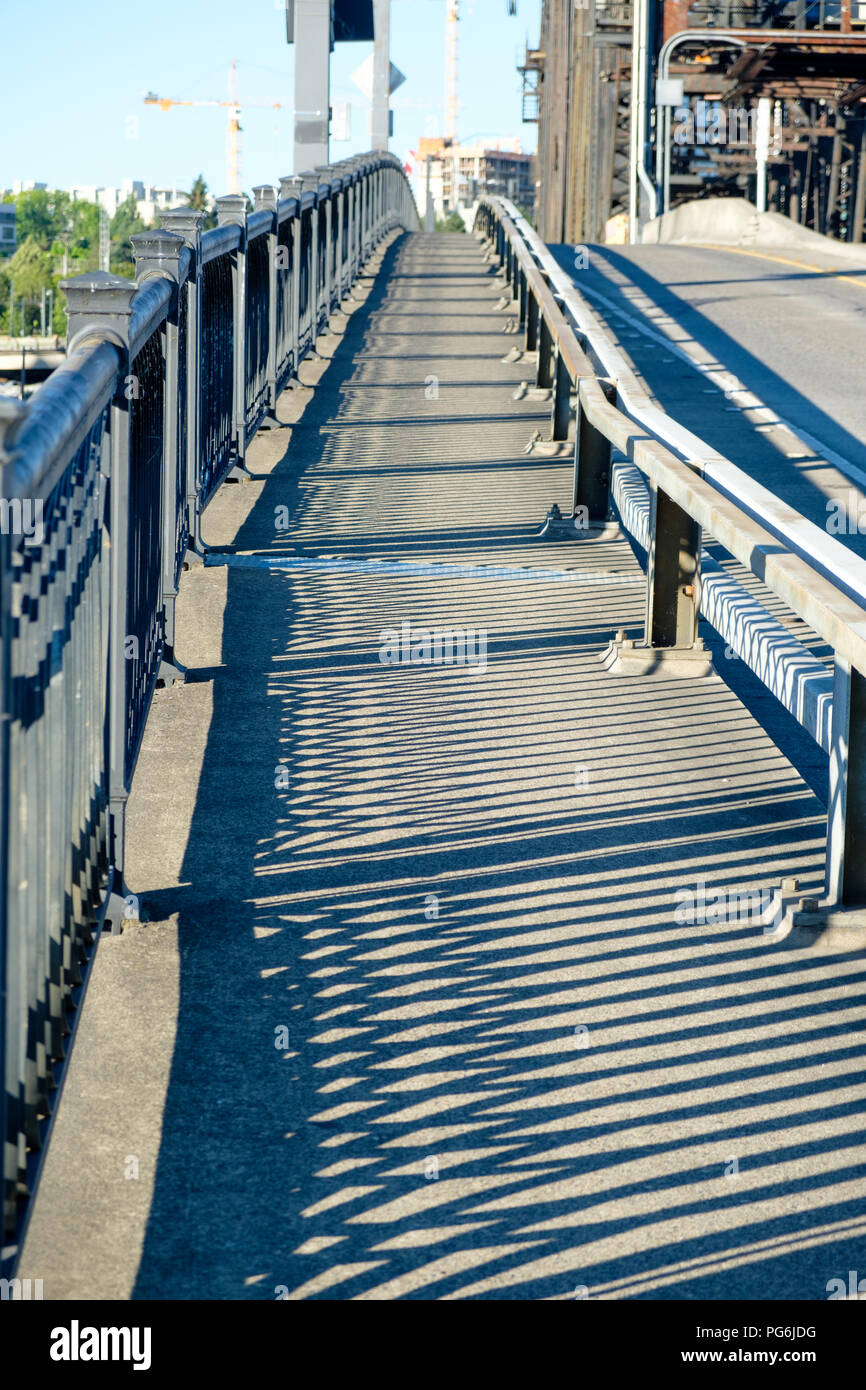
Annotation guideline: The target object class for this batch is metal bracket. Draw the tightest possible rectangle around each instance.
[538,503,619,542]
[601,631,714,677]
[157,655,187,688]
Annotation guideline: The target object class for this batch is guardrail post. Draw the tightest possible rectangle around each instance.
[646,482,702,650]
[574,378,615,523]
[551,350,572,442]
[60,271,138,930]
[526,286,539,355]
[537,314,554,390]
[825,659,866,908]
[215,194,250,474]
[253,186,280,414]
[603,463,710,676]
[131,229,188,685]
[159,208,205,558]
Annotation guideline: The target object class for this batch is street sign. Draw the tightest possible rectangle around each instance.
[351,54,405,101]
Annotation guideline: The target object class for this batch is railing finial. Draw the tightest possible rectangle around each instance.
[60,270,137,354]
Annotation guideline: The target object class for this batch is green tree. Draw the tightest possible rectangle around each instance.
[436,211,466,234]
[110,194,147,276]
[13,189,70,249]
[0,263,10,334]
[5,237,53,334]
[185,174,217,229]
[7,236,52,301]
[185,174,209,210]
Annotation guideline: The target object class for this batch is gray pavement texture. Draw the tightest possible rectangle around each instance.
[18,231,866,1302]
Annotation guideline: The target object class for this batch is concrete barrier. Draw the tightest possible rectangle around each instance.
[642,196,866,265]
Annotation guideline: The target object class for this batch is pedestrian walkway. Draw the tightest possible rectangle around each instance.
[19,231,866,1302]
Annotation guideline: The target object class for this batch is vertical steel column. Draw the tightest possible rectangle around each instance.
[130,229,188,681]
[826,659,866,906]
[293,0,331,172]
[371,0,391,153]
[216,195,249,469]
[60,272,137,928]
[253,186,279,411]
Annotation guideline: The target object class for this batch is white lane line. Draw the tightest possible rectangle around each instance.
[576,274,866,494]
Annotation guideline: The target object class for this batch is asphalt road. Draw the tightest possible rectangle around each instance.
[550,240,866,554]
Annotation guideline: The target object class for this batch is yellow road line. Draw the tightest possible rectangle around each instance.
[694,242,866,292]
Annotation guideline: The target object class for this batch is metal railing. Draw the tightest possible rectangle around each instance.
[476,195,866,927]
[0,151,416,1246]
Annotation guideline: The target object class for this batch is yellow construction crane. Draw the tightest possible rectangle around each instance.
[444,1,459,146]
[144,60,283,196]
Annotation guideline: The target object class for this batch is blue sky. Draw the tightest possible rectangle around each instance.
[3,0,541,195]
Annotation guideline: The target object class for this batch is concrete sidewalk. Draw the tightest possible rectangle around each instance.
[19,231,866,1301]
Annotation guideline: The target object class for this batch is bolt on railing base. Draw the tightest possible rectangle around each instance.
[601,633,714,678]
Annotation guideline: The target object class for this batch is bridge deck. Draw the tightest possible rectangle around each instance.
[19,232,866,1301]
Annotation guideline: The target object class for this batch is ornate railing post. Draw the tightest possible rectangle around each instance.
[300,175,323,349]
[280,177,305,375]
[60,271,137,930]
[253,186,280,416]
[347,160,363,285]
[215,194,250,473]
[314,168,334,315]
[159,208,205,558]
[130,228,188,685]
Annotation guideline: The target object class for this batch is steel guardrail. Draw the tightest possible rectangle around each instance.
[475,195,866,930]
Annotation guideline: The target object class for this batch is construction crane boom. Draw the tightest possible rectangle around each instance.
[143,60,283,196]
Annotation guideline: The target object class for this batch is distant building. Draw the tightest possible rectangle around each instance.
[412,138,535,223]
[67,180,191,225]
[0,203,16,256]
